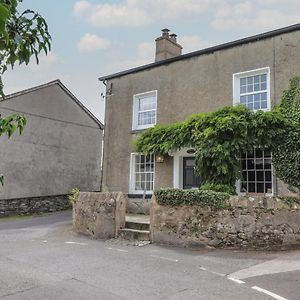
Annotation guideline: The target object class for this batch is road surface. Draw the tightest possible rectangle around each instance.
[0,211,299,299]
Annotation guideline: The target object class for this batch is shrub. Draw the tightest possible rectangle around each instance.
[154,188,230,209]
[68,188,80,204]
[199,183,236,195]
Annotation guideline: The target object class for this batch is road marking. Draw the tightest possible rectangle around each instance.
[252,286,288,300]
[42,240,47,243]
[199,266,225,277]
[105,247,128,253]
[149,255,179,262]
[227,277,245,284]
[228,255,300,280]
[65,241,87,246]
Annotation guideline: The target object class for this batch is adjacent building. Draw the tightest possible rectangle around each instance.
[100,24,300,213]
[0,80,103,215]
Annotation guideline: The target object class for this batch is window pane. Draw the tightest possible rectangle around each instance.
[240,86,247,94]
[261,74,267,82]
[240,78,247,86]
[240,95,247,104]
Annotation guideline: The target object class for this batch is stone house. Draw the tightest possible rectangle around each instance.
[99,24,300,214]
[0,80,103,215]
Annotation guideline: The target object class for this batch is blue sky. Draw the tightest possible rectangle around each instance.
[4,0,300,122]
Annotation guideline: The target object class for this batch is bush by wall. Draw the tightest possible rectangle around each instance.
[199,183,236,195]
[154,188,230,209]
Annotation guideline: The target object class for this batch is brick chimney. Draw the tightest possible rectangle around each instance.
[155,28,182,62]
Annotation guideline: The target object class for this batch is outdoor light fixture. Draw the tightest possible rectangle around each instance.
[187,148,196,154]
[156,154,164,163]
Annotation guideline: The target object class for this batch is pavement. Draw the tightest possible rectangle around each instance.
[0,210,299,300]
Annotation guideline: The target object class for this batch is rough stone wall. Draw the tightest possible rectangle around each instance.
[74,192,126,239]
[0,195,71,217]
[150,196,300,250]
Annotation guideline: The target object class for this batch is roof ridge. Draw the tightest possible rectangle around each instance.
[99,23,300,81]
[0,80,104,129]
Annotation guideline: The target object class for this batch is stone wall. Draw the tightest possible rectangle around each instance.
[73,192,126,239]
[0,194,71,217]
[150,196,300,250]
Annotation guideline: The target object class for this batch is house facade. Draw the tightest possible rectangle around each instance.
[0,80,103,215]
[99,24,300,213]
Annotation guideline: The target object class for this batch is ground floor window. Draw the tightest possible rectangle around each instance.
[240,149,273,194]
[130,153,154,193]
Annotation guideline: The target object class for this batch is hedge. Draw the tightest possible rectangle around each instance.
[154,188,230,209]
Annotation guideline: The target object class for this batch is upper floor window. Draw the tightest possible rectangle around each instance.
[132,91,157,130]
[233,67,270,111]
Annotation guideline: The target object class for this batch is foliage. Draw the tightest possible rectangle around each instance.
[199,183,236,195]
[154,188,230,209]
[136,105,291,188]
[278,195,300,207]
[279,76,300,115]
[0,0,51,95]
[68,188,80,205]
[0,0,50,186]
[272,77,300,189]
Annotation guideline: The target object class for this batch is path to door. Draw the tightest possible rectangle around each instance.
[0,211,299,300]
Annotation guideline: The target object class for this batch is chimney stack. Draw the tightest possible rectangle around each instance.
[155,29,182,62]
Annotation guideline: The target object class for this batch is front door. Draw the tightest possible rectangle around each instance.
[182,157,201,189]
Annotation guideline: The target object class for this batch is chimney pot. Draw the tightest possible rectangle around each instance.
[161,28,170,38]
[170,33,177,42]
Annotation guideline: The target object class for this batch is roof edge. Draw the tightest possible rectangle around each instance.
[99,23,300,81]
[1,80,104,129]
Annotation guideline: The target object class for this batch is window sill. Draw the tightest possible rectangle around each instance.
[127,194,153,199]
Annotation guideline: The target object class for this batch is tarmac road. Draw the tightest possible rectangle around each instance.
[0,210,299,300]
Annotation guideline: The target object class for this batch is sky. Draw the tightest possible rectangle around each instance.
[4,0,300,123]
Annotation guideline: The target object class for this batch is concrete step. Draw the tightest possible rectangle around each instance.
[119,228,150,241]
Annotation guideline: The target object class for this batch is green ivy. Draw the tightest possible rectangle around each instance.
[199,183,236,195]
[272,77,300,190]
[154,188,230,209]
[136,105,291,188]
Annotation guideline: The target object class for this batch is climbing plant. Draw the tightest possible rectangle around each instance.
[135,105,292,189]
[272,76,300,190]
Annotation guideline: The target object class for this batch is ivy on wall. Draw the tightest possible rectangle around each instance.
[272,77,300,190]
[135,76,300,191]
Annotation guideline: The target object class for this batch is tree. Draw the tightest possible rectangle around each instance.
[0,0,51,185]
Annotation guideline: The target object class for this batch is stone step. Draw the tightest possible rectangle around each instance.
[125,221,150,231]
[119,228,150,241]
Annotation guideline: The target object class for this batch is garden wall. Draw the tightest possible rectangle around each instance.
[150,195,300,250]
[73,192,126,239]
[0,194,71,217]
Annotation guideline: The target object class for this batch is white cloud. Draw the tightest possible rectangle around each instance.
[212,0,300,31]
[180,36,212,53]
[74,0,91,17]
[73,0,212,27]
[77,33,111,53]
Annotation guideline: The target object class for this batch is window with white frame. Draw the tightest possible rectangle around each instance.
[240,149,273,195]
[130,153,155,193]
[233,68,270,111]
[132,91,157,130]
